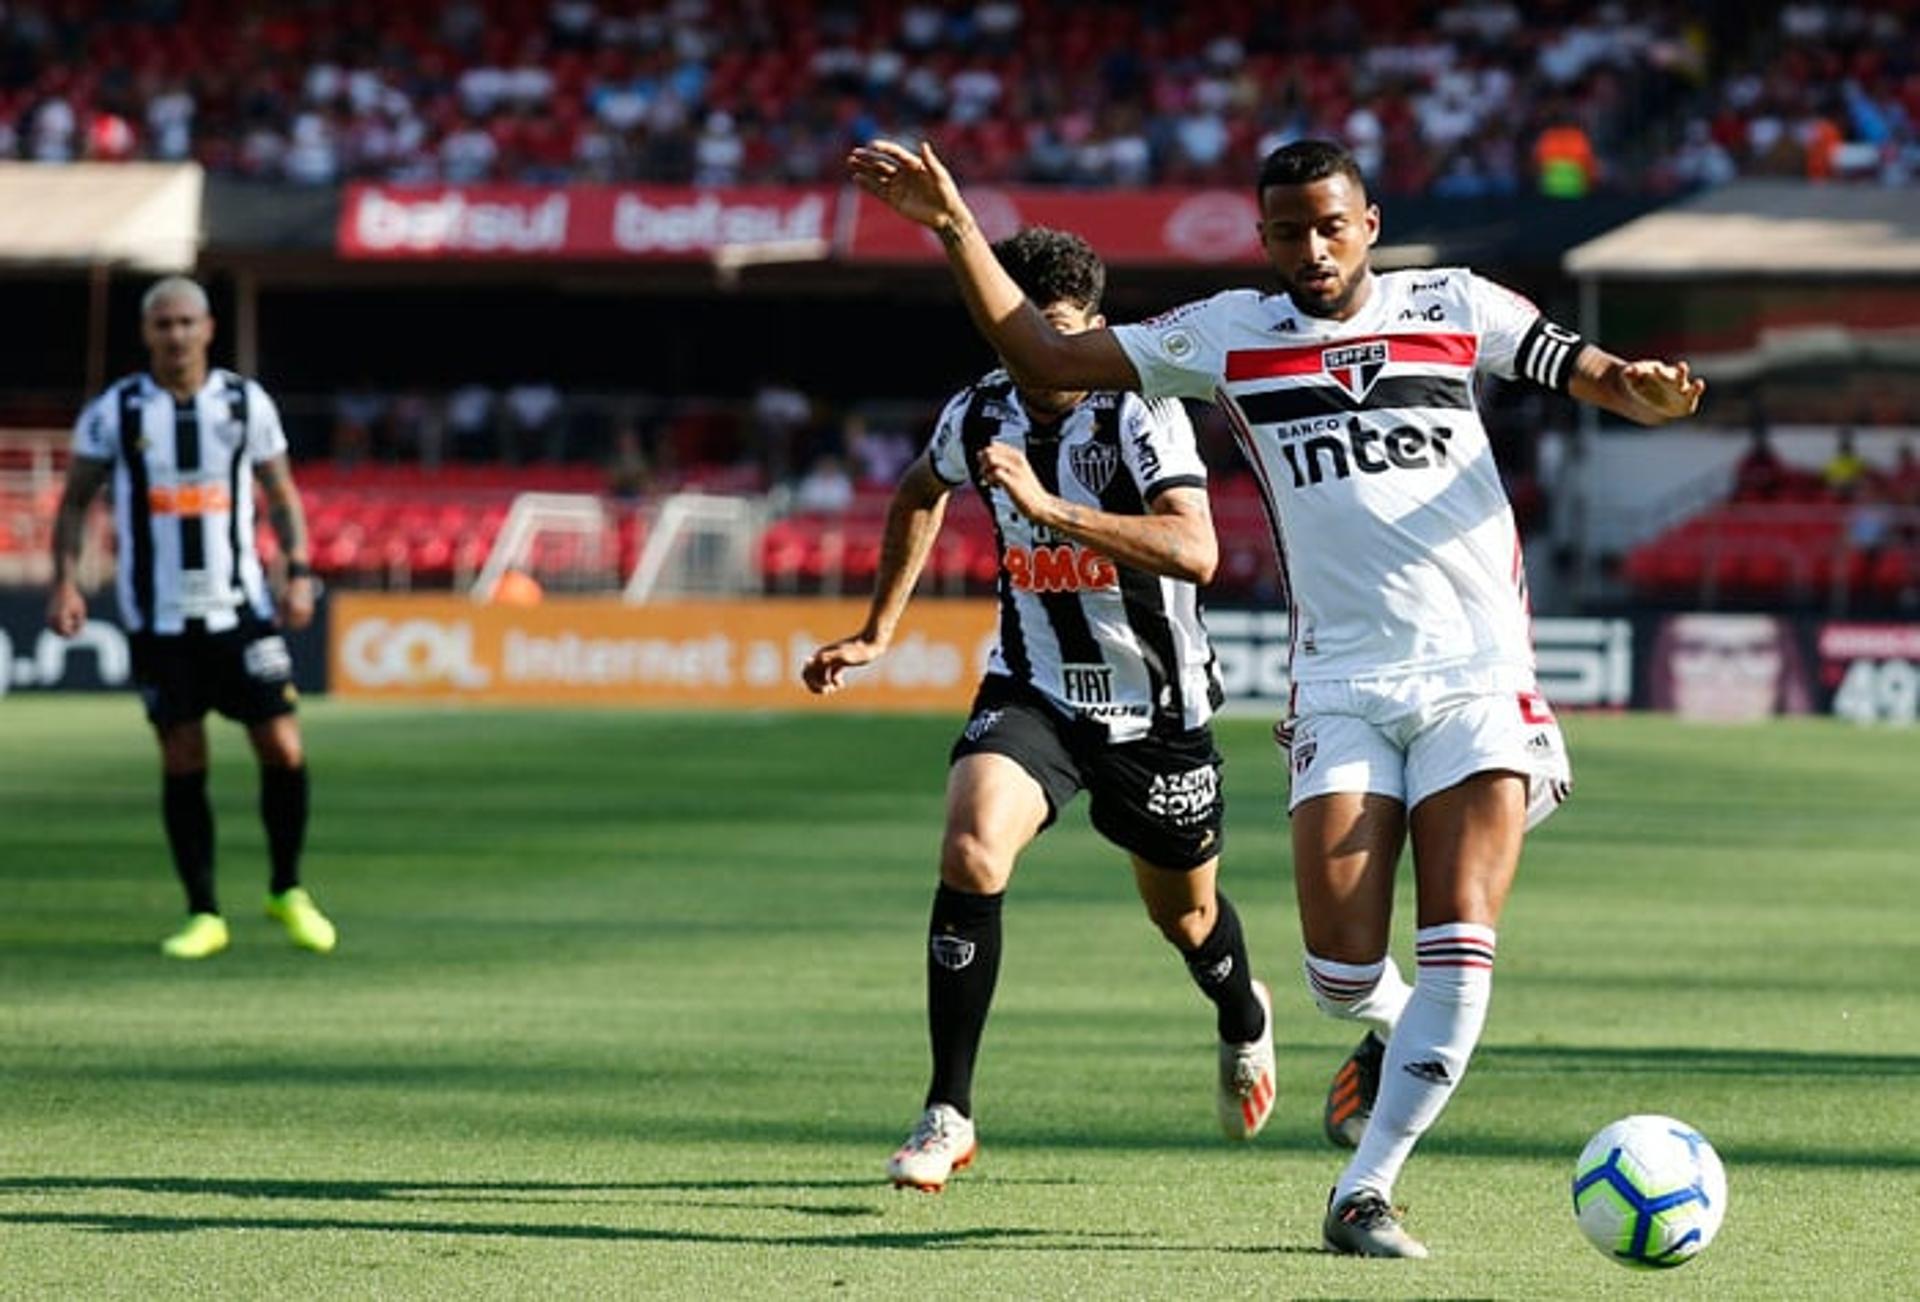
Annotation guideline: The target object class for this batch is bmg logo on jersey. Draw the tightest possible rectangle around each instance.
[1003,544,1117,593]
[1146,765,1219,825]
[146,482,233,516]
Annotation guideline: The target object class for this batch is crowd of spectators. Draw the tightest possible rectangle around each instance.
[1,1,1915,196]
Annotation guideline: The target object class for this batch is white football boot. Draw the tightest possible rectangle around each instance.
[1217,979,1277,1140]
[887,1103,976,1192]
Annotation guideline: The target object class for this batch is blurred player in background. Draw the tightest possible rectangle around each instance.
[803,227,1276,1192]
[849,136,1703,1254]
[47,276,337,961]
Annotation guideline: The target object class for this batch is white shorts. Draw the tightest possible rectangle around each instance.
[1280,663,1572,831]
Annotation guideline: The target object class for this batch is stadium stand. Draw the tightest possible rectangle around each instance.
[1620,439,1920,610]
[1,1,1915,194]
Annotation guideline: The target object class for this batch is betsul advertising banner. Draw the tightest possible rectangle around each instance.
[329,595,998,708]
[338,185,836,260]
[335,183,1263,265]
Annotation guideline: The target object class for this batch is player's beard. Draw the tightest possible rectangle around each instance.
[1286,263,1369,319]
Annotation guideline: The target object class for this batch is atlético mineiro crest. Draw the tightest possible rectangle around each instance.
[1068,438,1118,493]
[1322,341,1389,402]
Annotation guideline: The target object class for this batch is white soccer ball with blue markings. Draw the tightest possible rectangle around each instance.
[1572,1115,1726,1268]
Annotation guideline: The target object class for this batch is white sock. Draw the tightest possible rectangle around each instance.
[1334,922,1496,1205]
[1303,952,1411,1039]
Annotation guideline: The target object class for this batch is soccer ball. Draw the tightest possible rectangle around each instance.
[1572,1115,1726,1268]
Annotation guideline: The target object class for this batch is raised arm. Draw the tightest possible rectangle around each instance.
[848,140,1141,394]
[976,442,1217,584]
[1568,347,1705,427]
[801,455,953,695]
[46,455,112,636]
[255,453,317,631]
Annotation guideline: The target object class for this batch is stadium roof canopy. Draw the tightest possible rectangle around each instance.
[0,162,202,271]
[1564,181,1920,279]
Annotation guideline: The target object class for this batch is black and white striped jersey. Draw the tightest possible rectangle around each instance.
[71,369,288,635]
[927,372,1222,743]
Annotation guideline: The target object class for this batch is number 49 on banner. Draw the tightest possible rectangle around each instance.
[1832,657,1919,726]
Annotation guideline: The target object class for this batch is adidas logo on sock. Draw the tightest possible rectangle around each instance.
[1404,1059,1452,1084]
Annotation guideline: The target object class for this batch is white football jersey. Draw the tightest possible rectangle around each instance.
[926,372,1221,742]
[72,369,288,634]
[1113,268,1571,683]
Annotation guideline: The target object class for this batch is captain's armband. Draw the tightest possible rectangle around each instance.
[1516,318,1586,393]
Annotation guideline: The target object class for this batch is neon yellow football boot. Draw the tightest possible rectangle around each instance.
[265,887,337,954]
[160,913,230,960]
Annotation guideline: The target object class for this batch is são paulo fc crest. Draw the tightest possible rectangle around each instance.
[1321,340,1389,401]
[1068,438,1118,493]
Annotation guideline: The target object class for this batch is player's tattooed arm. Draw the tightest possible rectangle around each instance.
[255,454,311,569]
[979,441,1215,583]
[1568,345,1706,426]
[50,456,110,587]
[256,454,318,630]
[1044,488,1216,585]
[46,456,111,635]
[802,456,951,695]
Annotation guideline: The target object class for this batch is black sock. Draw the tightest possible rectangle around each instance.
[260,765,308,895]
[162,770,217,915]
[1181,893,1264,1043]
[924,883,1004,1119]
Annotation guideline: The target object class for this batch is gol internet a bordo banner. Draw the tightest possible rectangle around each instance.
[322,594,1907,720]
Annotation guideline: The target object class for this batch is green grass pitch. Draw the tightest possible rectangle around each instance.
[1,697,1915,1298]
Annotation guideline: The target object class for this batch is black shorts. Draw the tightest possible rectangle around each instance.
[949,675,1225,871]
[130,619,299,729]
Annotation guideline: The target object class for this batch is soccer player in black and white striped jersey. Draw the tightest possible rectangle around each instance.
[850,136,1704,1256]
[46,277,337,961]
[803,228,1276,1193]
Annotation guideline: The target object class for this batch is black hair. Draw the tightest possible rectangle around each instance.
[1255,139,1368,200]
[991,226,1105,314]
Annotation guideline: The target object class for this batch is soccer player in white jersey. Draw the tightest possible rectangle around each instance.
[846,137,1703,1254]
[47,276,337,961]
[803,228,1276,1192]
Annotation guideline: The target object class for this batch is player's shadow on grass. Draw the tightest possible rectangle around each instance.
[0,1177,1328,1254]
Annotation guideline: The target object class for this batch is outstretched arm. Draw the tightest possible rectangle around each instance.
[847,139,1141,394]
[256,454,317,631]
[46,456,111,636]
[801,456,952,695]
[1568,347,1705,427]
[977,443,1217,584]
